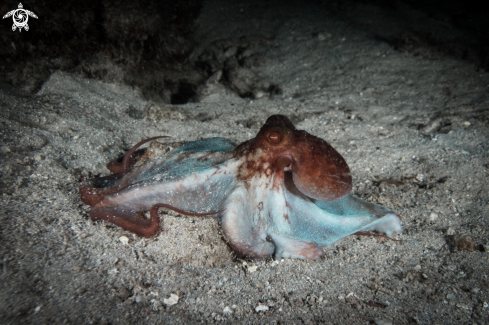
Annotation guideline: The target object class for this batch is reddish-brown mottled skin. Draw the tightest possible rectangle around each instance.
[234,115,352,201]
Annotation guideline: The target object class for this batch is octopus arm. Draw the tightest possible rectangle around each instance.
[126,137,236,185]
[265,172,402,259]
[170,137,236,155]
[87,167,236,238]
[220,185,276,260]
[82,138,238,237]
[277,190,402,248]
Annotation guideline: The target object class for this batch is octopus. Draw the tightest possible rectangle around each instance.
[80,115,402,260]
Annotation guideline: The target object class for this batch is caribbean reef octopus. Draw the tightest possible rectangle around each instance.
[80,115,402,260]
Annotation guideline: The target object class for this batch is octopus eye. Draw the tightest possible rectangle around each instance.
[268,132,281,143]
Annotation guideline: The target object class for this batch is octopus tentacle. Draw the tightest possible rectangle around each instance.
[105,136,170,176]
[151,203,224,217]
[221,187,275,259]
[122,136,170,174]
[91,206,160,238]
[268,233,325,260]
[80,176,122,206]
[90,203,223,238]
[106,149,145,175]
[282,188,402,247]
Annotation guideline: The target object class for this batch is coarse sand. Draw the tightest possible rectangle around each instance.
[1,0,488,324]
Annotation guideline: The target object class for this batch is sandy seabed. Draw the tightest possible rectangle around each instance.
[1,0,488,324]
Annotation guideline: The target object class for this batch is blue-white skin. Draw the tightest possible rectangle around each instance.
[81,115,402,260]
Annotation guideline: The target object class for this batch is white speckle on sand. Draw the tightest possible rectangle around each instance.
[163,294,179,306]
[119,236,129,245]
[255,305,269,312]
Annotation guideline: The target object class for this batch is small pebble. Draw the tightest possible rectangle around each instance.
[255,305,269,312]
[456,303,471,311]
[119,236,129,245]
[454,234,474,252]
[317,32,332,41]
[374,319,393,325]
[428,212,438,222]
[253,90,265,99]
[163,294,179,306]
[416,174,424,182]
[77,287,87,294]
[34,154,44,162]
[248,265,258,272]
[223,306,232,315]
